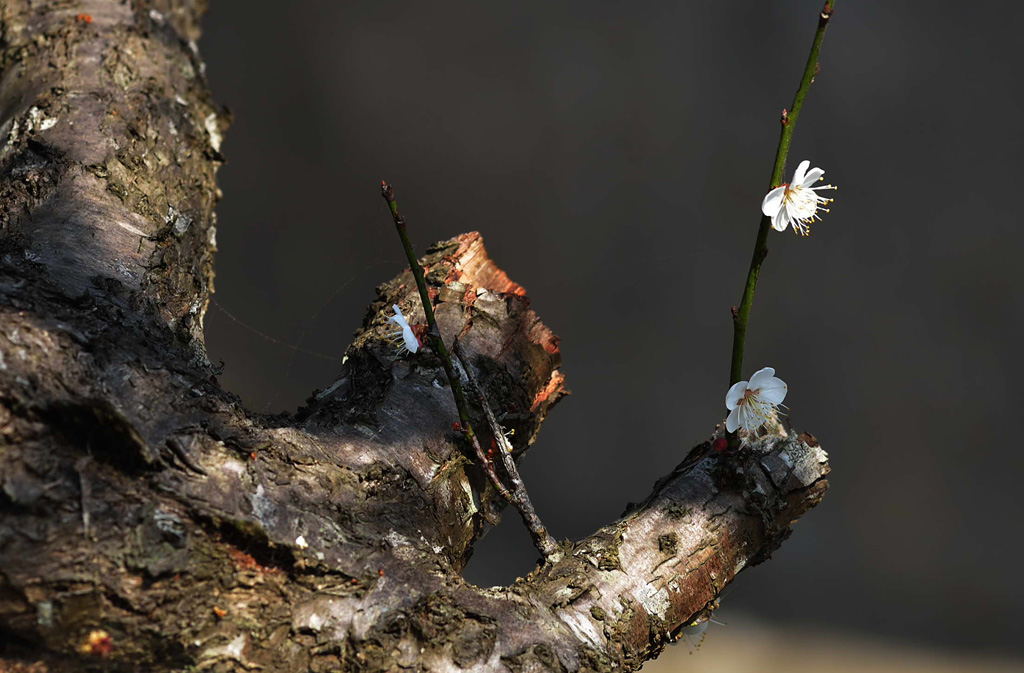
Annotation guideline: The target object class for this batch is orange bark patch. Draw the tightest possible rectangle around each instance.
[450,232,528,296]
[227,547,260,571]
[539,332,560,355]
[226,547,282,575]
[531,370,566,411]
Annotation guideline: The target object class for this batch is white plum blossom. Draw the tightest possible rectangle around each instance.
[761,160,836,236]
[725,367,788,433]
[388,304,420,354]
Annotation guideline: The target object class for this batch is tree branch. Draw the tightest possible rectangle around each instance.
[0,2,829,671]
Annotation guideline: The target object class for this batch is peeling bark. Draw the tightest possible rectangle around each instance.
[0,2,829,671]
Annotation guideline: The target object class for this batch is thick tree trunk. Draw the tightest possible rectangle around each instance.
[0,2,829,672]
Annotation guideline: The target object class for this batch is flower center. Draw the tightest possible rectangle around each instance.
[782,184,821,220]
[741,387,775,422]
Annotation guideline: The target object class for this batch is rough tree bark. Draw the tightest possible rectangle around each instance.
[0,2,830,672]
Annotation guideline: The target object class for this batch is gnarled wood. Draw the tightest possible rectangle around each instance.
[0,2,829,671]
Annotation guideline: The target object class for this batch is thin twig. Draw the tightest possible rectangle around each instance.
[379,181,514,506]
[729,0,837,388]
[452,340,557,557]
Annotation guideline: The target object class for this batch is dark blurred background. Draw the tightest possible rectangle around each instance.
[199,1,1024,669]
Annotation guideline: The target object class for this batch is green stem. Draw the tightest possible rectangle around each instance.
[381,181,514,505]
[381,181,558,558]
[381,182,474,429]
[729,1,836,387]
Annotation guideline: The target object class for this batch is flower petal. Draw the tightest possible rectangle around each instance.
[726,381,748,410]
[726,407,740,433]
[737,404,755,431]
[761,186,786,217]
[401,325,420,354]
[748,367,777,390]
[771,206,789,232]
[792,160,810,186]
[801,166,823,186]
[390,305,410,329]
[755,378,787,405]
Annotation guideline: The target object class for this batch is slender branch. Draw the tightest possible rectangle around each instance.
[379,182,515,507]
[728,1,836,387]
[452,341,558,557]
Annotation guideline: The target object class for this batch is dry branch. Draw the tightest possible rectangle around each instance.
[0,2,829,671]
